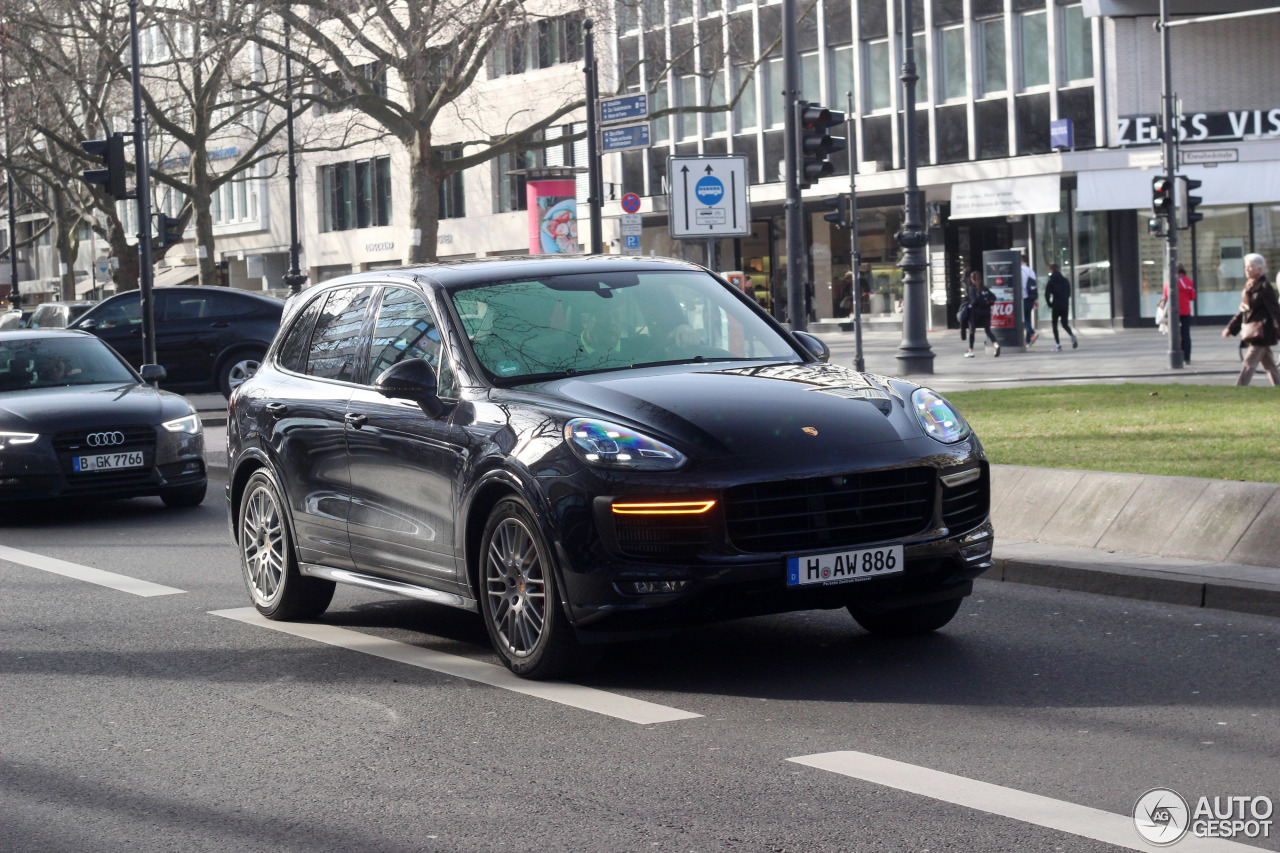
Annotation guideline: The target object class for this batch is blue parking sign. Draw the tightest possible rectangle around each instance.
[624,235,640,249]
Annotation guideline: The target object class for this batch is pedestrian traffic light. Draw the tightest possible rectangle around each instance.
[1151,176,1173,218]
[822,194,849,228]
[796,101,846,189]
[154,213,184,248]
[1177,176,1203,230]
[81,134,132,200]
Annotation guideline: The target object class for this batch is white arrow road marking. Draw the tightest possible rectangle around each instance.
[0,543,185,597]
[211,607,702,726]
[787,751,1266,852]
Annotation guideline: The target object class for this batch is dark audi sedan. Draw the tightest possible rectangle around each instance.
[0,330,206,506]
[226,257,992,678]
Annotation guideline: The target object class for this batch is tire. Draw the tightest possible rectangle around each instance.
[847,597,964,637]
[161,482,207,508]
[478,499,599,679]
[219,349,264,398]
[238,471,334,620]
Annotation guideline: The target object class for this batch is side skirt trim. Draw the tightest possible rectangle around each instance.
[300,563,478,612]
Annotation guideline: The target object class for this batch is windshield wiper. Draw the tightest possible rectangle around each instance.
[628,356,788,370]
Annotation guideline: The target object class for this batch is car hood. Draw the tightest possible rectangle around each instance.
[0,383,193,433]
[511,361,932,465]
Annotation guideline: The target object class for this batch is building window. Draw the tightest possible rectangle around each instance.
[1018,11,1049,89]
[651,83,671,143]
[909,33,929,104]
[212,177,258,226]
[1062,4,1093,82]
[830,45,854,109]
[438,149,465,220]
[677,75,699,140]
[939,25,967,102]
[319,156,391,232]
[491,14,584,78]
[708,73,727,135]
[315,62,387,116]
[672,0,694,22]
[493,143,541,214]
[733,66,757,130]
[979,18,1006,95]
[866,39,892,112]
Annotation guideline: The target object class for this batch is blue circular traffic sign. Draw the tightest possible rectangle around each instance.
[621,192,641,213]
[695,176,724,205]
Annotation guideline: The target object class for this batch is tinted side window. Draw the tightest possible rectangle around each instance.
[93,293,141,329]
[165,294,210,321]
[306,287,373,381]
[276,296,325,374]
[365,288,450,389]
[206,293,254,318]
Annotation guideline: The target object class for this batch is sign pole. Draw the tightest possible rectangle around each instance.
[583,19,603,254]
[847,92,864,373]
[128,0,157,369]
[1159,0,1183,369]
[781,0,804,330]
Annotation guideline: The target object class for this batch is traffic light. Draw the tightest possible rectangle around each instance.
[822,194,849,228]
[154,214,184,248]
[1178,176,1203,230]
[1151,176,1173,218]
[796,101,847,189]
[81,134,131,200]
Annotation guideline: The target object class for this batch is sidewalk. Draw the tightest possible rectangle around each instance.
[191,327,1278,621]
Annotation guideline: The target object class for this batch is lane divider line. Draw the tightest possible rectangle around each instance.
[0,543,185,597]
[210,607,703,726]
[787,751,1265,852]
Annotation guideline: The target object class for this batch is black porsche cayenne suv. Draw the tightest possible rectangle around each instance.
[226,257,993,679]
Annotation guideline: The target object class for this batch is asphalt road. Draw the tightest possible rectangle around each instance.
[3,474,1278,853]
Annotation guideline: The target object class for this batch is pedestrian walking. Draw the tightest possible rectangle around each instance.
[1163,264,1196,363]
[1222,253,1280,386]
[1021,254,1039,346]
[962,270,1000,358]
[1043,262,1077,351]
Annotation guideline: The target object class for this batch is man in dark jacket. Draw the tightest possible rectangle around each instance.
[1043,263,1077,351]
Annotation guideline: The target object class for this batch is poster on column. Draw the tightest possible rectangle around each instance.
[526,178,579,254]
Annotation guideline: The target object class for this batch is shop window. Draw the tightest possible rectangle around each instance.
[865,39,892,112]
[1018,11,1049,89]
[1193,206,1252,316]
[938,25,967,102]
[1254,204,1280,284]
[979,18,1007,95]
[1061,4,1093,82]
[1073,203,1111,320]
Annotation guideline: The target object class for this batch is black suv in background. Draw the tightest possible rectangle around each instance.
[72,286,283,396]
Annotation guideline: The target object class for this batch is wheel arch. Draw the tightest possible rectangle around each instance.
[461,468,557,604]
[228,450,274,544]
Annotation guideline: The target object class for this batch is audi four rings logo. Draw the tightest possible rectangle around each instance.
[86,431,126,447]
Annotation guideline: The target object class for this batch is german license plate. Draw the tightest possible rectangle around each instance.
[74,451,145,473]
[787,544,905,587]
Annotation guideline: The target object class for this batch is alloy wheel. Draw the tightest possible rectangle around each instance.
[484,517,547,657]
[226,358,260,392]
[242,484,286,606]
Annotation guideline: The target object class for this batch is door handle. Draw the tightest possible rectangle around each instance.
[344,412,368,429]
[264,402,288,417]
[209,321,230,328]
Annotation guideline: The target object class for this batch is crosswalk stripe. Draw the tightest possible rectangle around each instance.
[0,543,185,597]
[211,607,702,725]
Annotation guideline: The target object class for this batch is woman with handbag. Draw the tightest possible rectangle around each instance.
[1222,253,1280,386]
[963,269,1000,358]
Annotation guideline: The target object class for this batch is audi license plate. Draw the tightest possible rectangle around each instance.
[786,544,905,587]
[74,451,145,473]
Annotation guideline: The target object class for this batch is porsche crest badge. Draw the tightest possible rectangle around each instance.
[802,426,819,436]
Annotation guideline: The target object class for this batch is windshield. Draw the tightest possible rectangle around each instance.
[450,270,798,382]
[0,336,137,392]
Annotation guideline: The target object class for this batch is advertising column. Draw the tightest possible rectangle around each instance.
[983,250,1025,351]
[526,178,579,254]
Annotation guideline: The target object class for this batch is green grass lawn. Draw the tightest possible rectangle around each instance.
[945,384,1280,483]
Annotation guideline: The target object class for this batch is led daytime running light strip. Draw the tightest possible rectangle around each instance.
[611,500,716,515]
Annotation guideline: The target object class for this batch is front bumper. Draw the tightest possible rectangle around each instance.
[0,428,206,502]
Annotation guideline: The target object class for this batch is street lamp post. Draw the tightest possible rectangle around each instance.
[583,19,603,255]
[1158,0,1183,369]
[781,0,804,330]
[894,0,934,375]
[282,18,306,295]
[128,0,157,367]
[2,43,20,308]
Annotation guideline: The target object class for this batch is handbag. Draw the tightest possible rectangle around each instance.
[1241,320,1267,345]
[1155,298,1168,334]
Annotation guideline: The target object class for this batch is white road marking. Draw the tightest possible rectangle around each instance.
[0,543,185,597]
[211,607,702,726]
[788,751,1266,852]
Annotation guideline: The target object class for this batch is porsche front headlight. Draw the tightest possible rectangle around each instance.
[564,418,687,471]
[910,389,971,444]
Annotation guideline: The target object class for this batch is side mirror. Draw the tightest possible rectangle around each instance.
[77,318,97,331]
[793,331,830,363]
[140,364,167,384]
[375,358,444,416]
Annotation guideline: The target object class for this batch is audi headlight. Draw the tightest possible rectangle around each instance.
[0,432,39,450]
[910,389,971,444]
[564,418,687,471]
[162,414,202,435]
